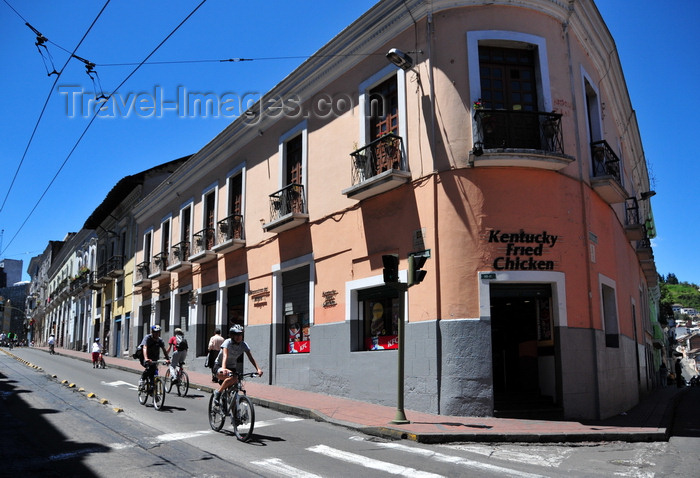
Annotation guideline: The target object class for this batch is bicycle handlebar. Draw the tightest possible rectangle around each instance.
[145,359,170,365]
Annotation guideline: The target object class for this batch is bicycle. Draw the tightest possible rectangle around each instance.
[164,361,190,396]
[97,352,106,369]
[208,372,258,441]
[49,343,55,355]
[137,360,168,410]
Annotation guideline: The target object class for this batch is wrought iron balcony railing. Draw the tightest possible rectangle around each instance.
[217,214,244,244]
[97,255,124,281]
[191,228,216,256]
[169,240,190,266]
[349,134,406,186]
[150,252,169,276]
[269,184,306,222]
[474,110,564,153]
[625,197,640,226]
[590,140,621,183]
[134,260,150,284]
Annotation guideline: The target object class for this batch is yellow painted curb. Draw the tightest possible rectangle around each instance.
[113,408,123,413]
[78,388,85,392]
[87,392,96,398]
[68,383,76,388]
[99,398,109,405]
[61,380,68,384]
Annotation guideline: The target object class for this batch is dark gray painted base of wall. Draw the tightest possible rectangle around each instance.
[244,318,494,417]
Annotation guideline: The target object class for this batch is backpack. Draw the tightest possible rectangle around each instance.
[132,345,143,360]
[175,334,188,351]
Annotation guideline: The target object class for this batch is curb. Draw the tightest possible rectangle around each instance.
[21,347,681,444]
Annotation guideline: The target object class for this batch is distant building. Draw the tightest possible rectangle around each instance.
[0,258,23,287]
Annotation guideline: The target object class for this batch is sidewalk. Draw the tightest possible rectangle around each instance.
[29,346,685,444]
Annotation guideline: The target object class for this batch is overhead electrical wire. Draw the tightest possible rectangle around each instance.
[0,0,111,215]
[94,53,382,67]
[0,0,209,257]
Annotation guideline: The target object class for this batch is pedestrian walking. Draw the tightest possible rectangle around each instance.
[659,362,668,388]
[91,338,101,368]
[207,328,224,382]
[675,358,685,388]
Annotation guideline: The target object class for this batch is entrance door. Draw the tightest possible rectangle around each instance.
[490,284,556,414]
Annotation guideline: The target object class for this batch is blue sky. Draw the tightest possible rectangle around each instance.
[1,0,698,285]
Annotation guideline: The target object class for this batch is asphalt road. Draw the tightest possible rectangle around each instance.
[3,347,700,477]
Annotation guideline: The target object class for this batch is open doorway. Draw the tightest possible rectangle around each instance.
[490,283,558,415]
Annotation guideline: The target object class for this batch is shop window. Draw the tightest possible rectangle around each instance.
[283,265,310,353]
[357,286,400,351]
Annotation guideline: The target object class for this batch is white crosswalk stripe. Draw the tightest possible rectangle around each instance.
[355,438,547,478]
[150,417,304,444]
[307,444,446,478]
[250,458,323,478]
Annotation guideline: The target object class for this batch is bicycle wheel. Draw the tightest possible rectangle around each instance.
[99,358,106,369]
[164,368,174,393]
[137,381,148,405]
[208,393,225,431]
[153,378,165,410]
[233,395,255,441]
[176,370,190,397]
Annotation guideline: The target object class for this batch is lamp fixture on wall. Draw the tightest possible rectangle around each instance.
[386,48,414,71]
[640,190,656,200]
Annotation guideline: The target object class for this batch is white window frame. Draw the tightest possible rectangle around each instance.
[278,121,308,191]
[226,162,246,221]
[467,30,552,130]
[358,65,408,147]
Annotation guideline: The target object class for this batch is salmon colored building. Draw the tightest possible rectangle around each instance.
[131,0,659,420]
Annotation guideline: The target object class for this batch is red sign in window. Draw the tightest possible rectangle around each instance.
[364,335,398,351]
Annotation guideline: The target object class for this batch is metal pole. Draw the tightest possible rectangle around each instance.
[391,283,410,424]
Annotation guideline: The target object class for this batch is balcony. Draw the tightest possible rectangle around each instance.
[190,228,217,263]
[167,241,191,272]
[471,110,573,170]
[263,183,309,233]
[88,271,104,290]
[624,198,645,241]
[213,214,245,254]
[133,260,151,289]
[636,237,653,261]
[342,134,411,201]
[96,255,124,283]
[590,140,626,204]
[70,272,89,295]
[148,252,170,280]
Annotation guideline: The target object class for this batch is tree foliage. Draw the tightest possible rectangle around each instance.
[659,274,700,322]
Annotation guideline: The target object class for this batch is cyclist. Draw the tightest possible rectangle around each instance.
[91,337,102,367]
[139,325,170,387]
[48,334,56,354]
[212,324,263,405]
[166,327,188,382]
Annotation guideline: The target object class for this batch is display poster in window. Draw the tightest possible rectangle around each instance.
[364,298,399,350]
[287,313,310,353]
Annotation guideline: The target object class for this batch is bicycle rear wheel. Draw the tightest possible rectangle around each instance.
[99,358,106,369]
[208,393,225,431]
[137,381,148,405]
[153,378,165,410]
[233,395,255,441]
[164,368,174,393]
[176,370,190,397]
